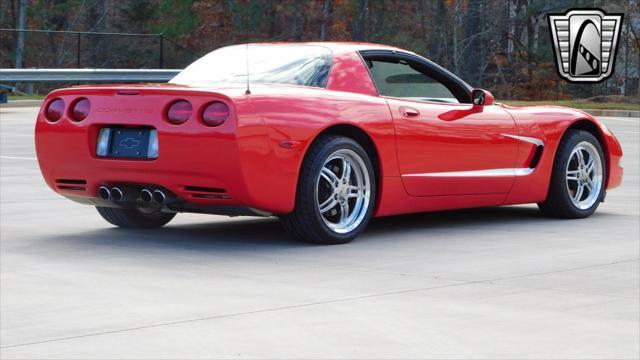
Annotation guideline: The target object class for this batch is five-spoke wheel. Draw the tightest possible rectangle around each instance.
[539,129,605,218]
[316,149,371,234]
[281,135,376,244]
[565,141,603,210]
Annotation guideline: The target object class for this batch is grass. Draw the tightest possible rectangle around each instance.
[7,94,45,100]
[500,100,640,111]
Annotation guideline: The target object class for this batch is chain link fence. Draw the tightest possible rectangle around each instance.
[0,29,200,69]
[1,29,201,94]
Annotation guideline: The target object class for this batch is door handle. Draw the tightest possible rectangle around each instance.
[399,106,420,118]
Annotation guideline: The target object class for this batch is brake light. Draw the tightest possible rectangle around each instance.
[45,98,65,122]
[166,100,192,125]
[201,101,229,127]
[70,98,90,122]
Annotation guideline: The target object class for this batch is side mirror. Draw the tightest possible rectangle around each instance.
[471,89,494,106]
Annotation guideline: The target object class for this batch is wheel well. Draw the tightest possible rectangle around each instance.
[312,124,381,197]
[564,118,610,181]
[566,119,605,146]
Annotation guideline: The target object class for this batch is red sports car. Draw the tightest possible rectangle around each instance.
[35,42,623,244]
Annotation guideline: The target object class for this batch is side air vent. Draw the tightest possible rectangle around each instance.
[55,179,87,191]
[184,186,231,199]
[529,145,544,168]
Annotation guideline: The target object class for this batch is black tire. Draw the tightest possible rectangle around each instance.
[538,129,606,218]
[96,206,176,228]
[280,135,377,244]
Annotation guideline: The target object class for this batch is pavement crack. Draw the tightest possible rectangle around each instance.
[3,258,637,349]
[2,280,475,349]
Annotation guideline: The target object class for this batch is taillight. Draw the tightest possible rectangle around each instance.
[70,98,90,122]
[201,101,229,127]
[166,100,192,125]
[45,98,65,122]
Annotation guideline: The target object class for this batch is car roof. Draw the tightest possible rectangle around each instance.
[244,41,410,55]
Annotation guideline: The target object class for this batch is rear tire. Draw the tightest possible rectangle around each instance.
[280,135,376,244]
[538,129,606,218]
[96,206,176,228]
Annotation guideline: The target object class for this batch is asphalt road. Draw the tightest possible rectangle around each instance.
[1,106,638,359]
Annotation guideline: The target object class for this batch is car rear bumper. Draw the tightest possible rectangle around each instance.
[34,95,262,214]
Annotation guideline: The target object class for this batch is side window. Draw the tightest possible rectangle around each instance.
[366,59,459,103]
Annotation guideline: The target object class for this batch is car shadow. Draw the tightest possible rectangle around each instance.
[40,204,617,253]
[77,217,303,253]
[366,205,545,235]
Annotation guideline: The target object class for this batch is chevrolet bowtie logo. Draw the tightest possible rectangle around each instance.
[119,138,141,149]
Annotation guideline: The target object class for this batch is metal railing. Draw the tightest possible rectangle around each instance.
[0,68,181,82]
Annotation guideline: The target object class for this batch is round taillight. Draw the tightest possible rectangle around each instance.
[71,98,90,122]
[166,100,192,125]
[201,101,229,127]
[46,98,65,122]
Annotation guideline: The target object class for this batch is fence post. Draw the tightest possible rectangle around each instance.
[159,33,164,69]
[76,32,81,68]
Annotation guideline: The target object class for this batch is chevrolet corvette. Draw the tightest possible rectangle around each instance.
[35,42,623,244]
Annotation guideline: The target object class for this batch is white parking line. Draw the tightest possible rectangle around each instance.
[0,156,37,161]
[0,133,33,137]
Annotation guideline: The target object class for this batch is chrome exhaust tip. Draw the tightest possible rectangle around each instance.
[140,189,153,202]
[98,186,111,200]
[152,190,166,204]
[111,187,123,201]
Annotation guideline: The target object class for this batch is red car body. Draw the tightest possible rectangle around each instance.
[35,43,623,218]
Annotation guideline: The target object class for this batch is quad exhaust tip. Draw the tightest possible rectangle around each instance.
[140,189,153,202]
[102,187,165,204]
[98,186,111,200]
[152,190,166,204]
[111,187,123,201]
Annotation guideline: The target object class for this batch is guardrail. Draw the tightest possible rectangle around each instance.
[0,69,181,82]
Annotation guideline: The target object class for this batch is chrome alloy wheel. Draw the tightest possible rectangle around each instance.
[315,149,371,234]
[565,141,603,210]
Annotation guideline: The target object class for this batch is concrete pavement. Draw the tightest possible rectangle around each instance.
[1,107,638,359]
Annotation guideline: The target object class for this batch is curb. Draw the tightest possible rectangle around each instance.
[582,109,639,118]
[1,100,638,118]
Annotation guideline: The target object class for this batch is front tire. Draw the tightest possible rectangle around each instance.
[96,206,176,228]
[538,129,606,218]
[280,135,376,244]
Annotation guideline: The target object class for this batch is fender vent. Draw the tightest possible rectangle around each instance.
[55,179,87,191]
[184,186,231,199]
[529,145,544,168]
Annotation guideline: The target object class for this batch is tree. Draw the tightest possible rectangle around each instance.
[464,0,481,82]
[86,0,107,67]
[1,0,637,100]
[15,0,26,68]
[320,0,332,40]
[293,0,302,40]
[352,0,366,41]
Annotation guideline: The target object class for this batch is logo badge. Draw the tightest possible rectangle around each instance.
[548,9,623,82]
[119,138,141,149]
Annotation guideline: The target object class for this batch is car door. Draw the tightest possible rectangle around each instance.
[362,51,520,196]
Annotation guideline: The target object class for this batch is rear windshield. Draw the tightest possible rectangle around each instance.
[170,44,332,88]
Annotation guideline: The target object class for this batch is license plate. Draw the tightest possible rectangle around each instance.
[96,128,158,159]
